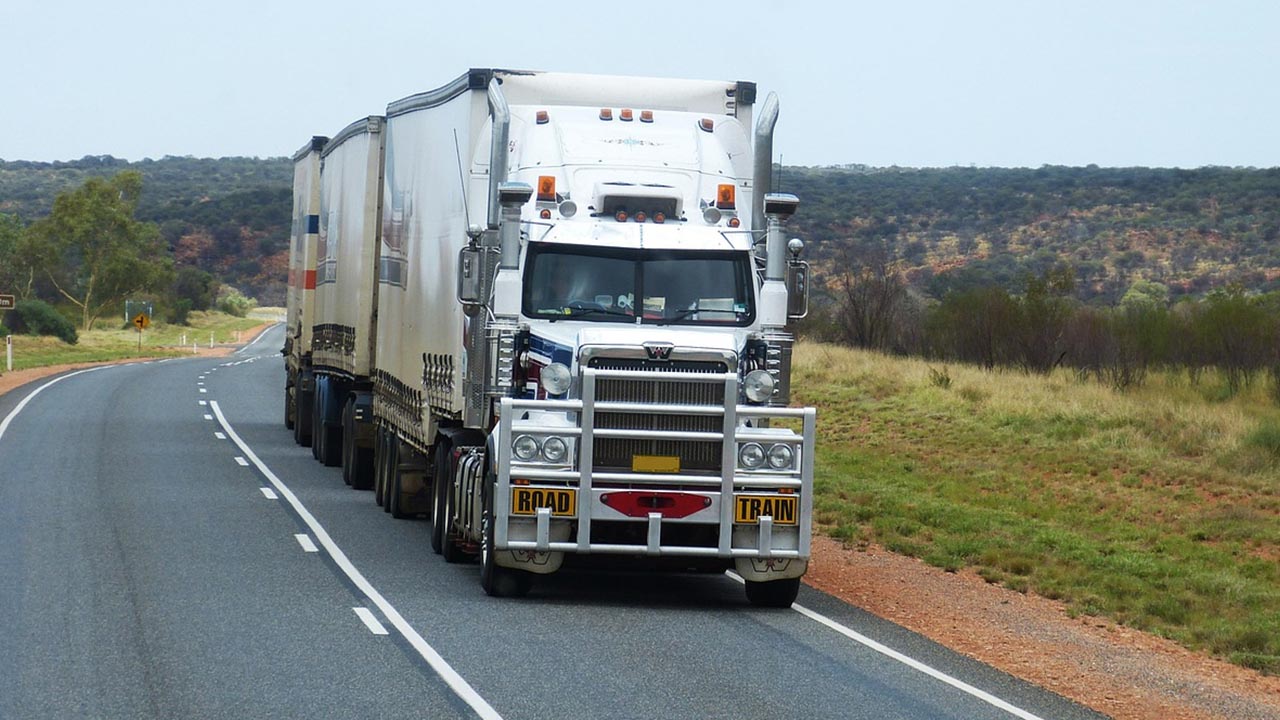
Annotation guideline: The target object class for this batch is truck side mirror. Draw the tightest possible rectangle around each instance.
[786,237,808,320]
[786,261,809,320]
[458,245,483,315]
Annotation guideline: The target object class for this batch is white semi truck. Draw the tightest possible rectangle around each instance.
[285,69,815,606]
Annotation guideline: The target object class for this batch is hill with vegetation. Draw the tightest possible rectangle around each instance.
[783,164,1280,303]
[0,155,292,304]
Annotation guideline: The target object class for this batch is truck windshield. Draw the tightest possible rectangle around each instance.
[523,244,755,326]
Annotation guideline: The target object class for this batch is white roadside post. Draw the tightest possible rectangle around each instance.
[5,335,11,373]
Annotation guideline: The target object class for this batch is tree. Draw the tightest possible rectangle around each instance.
[21,172,173,330]
[834,241,908,351]
[0,213,33,298]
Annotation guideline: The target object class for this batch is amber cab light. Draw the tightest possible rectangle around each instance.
[728,217,741,228]
[600,108,613,121]
[615,210,628,222]
[716,184,736,210]
[699,117,715,132]
[640,110,654,123]
[634,211,647,223]
[620,108,634,122]
[537,175,556,202]
[539,208,551,220]
[536,110,549,124]
[653,212,666,224]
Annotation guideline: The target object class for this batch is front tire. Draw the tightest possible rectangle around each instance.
[480,487,531,598]
[430,440,451,555]
[744,577,801,608]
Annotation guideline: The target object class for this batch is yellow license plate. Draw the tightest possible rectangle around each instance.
[511,487,577,517]
[632,455,681,473]
[734,495,798,525]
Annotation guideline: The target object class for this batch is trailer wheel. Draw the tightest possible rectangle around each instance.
[480,488,531,598]
[430,439,451,554]
[340,400,355,486]
[373,426,386,507]
[294,382,313,447]
[387,439,410,519]
[744,577,801,608]
[310,389,324,461]
[284,380,295,430]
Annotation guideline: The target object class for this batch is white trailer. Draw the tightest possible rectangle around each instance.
[284,136,325,445]
[357,69,815,606]
[306,116,386,486]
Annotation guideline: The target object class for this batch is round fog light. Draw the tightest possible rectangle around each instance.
[767,443,794,470]
[743,370,775,403]
[738,442,765,469]
[513,434,540,461]
[540,362,572,396]
[542,436,568,463]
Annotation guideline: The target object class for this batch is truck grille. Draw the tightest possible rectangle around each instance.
[589,358,727,472]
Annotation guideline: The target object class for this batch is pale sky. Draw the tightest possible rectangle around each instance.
[2,0,1276,168]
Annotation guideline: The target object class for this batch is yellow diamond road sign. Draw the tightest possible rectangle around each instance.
[133,313,151,330]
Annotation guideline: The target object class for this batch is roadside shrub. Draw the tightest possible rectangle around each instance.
[7,299,77,344]
[168,299,193,325]
[0,323,9,337]
[216,286,257,318]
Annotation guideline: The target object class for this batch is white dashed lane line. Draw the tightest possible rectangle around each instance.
[353,607,389,636]
[294,534,319,553]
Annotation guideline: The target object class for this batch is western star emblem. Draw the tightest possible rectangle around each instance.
[644,343,673,361]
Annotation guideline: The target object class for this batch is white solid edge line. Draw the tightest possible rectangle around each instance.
[294,533,319,552]
[236,322,278,355]
[259,487,278,500]
[354,607,390,636]
[726,572,1047,720]
[209,401,503,720]
[0,367,105,445]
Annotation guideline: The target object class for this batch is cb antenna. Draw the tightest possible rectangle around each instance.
[453,129,472,231]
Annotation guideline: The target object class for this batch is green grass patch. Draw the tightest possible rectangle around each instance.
[796,342,1280,674]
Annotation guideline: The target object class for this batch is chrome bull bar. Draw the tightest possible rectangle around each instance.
[494,367,816,560]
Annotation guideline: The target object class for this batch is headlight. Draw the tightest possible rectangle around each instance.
[512,434,540,461]
[738,442,765,469]
[540,362,572,396]
[767,443,794,470]
[743,370,775,404]
[541,436,568,463]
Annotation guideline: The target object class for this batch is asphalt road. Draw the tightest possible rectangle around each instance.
[0,324,1108,720]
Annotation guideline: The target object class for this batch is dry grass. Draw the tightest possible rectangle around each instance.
[794,341,1280,673]
[2,310,273,371]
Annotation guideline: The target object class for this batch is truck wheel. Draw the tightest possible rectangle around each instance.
[480,489,531,598]
[294,384,313,447]
[376,428,390,510]
[372,426,384,505]
[340,400,355,486]
[285,381,295,430]
[430,440,451,554]
[310,390,324,461]
[387,439,409,519]
[744,577,801,608]
[441,462,466,564]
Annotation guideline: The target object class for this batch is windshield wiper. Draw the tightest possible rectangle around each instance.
[555,306,633,321]
[656,306,739,324]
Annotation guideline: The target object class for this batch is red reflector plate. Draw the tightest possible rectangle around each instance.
[733,495,798,525]
[601,491,709,519]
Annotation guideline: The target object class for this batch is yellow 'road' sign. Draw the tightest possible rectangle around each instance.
[133,313,151,330]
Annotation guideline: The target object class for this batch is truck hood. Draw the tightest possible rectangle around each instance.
[527,324,743,367]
